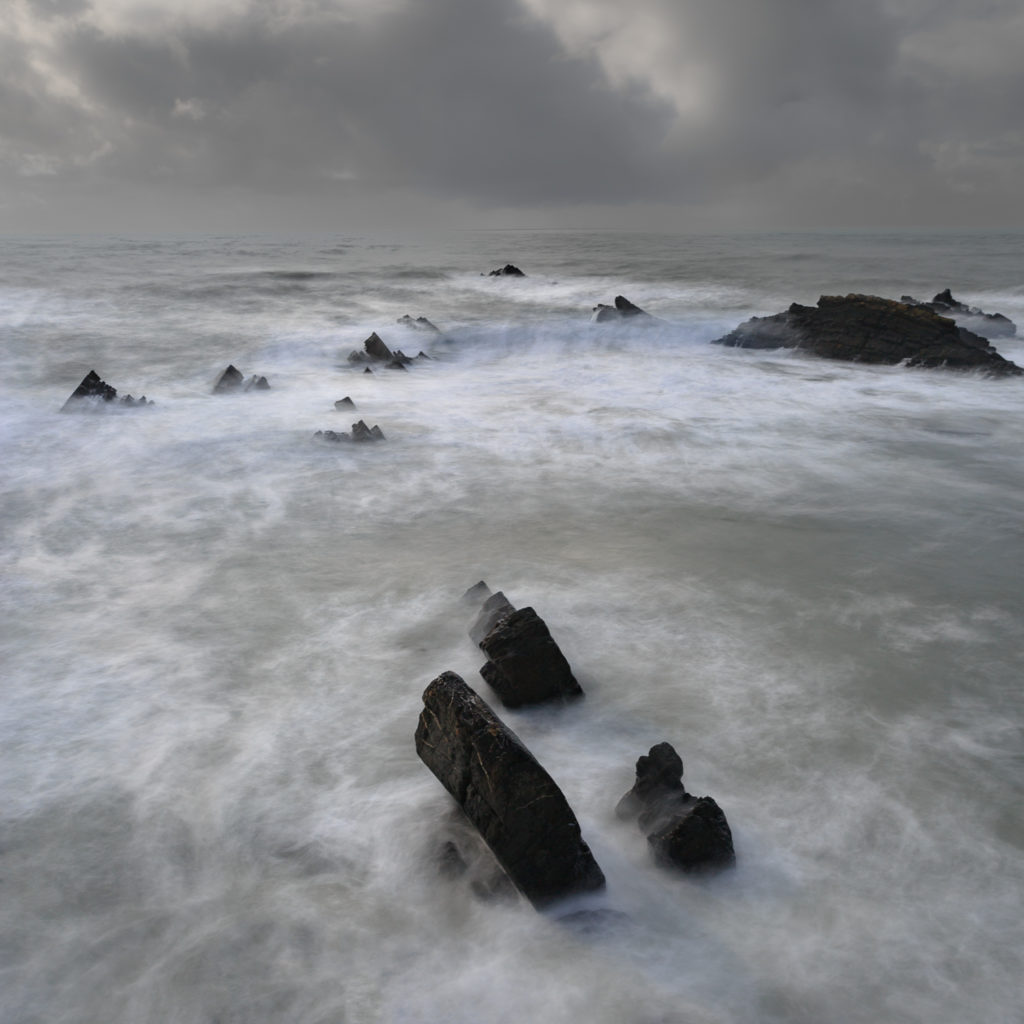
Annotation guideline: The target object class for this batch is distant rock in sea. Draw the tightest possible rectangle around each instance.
[899,289,1017,339]
[487,264,526,277]
[397,314,443,334]
[712,293,1022,374]
[212,364,270,394]
[61,370,154,411]
[315,420,386,443]
[591,295,657,324]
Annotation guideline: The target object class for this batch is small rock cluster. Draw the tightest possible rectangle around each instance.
[61,370,154,411]
[213,364,271,393]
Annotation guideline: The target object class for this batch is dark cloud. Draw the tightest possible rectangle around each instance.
[1,0,1022,230]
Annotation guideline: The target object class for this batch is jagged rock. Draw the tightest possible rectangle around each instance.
[415,351,433,360]
[415,671,605,908]
[213,365,271,393]
[712,293,1022,374]
[349,331,397,364]
[462,580,492,606]
[397,314,442,334]
[488,264,526,277]
[61,370,153,411]
[900,289,1017,339]
[469,590,515,646]
[478,606,583,708]
[592,295,655,323]
[364,367,373,374]
[334,397,356,410]
[617,743,735,874]
[314,420,385,443]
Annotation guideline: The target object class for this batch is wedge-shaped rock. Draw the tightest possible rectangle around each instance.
[61,370,153,411]
[479,607,583,708]
[415,672,605,908]
[469,589,515,646]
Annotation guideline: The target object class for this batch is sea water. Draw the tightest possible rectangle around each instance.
[1,230,1022,1024]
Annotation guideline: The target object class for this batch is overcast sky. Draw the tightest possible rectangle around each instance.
[2,0,1022,233]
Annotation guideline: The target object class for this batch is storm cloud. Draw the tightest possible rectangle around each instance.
[2,0,1022,230]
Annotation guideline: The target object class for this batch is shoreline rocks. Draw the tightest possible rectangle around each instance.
[901,289,1017,339]
[617,742,735,874]
[415,671,605,908]
[712,293,1022,375]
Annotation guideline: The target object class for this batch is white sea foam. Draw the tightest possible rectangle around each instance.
[1,231,1023,1023]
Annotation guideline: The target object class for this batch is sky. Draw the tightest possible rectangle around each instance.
[2,0,1022,233]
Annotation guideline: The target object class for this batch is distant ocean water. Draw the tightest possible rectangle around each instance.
[1,230,1022,1024]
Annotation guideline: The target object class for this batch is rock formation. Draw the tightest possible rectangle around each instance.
[348,332,415,368]
[415,671,605,908]
[314,420,385,443]
[591,295,656,323]
[712,293,1022,374]
[212,365,270,393]
[617,742,735,874]
[61,370,154,411]
[397,314,442,334]
[899,288,1017,339]
[469,590,515,646]
[488,264,526,277]
[334,396,356,410]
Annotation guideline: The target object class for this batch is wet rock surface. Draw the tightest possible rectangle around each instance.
[712,293,1022,374]
[617,742,735,874]
[415,671,605,908]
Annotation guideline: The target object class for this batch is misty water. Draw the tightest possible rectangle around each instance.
[1,231,1022,1024]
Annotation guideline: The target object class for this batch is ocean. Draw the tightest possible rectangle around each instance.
[1,230,1022,1024]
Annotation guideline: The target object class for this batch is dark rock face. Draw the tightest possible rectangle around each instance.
[713,294,1022,374]
[61,370,153,411]
[213,365,271,393]
[469,590,515,646]
[488,264,526,277]
[462,580,493,606]
[415,671,605,908]
[314,420,385,443]
[617,743,735,874]
[349,332,417,367]
[334,396,356,410]
[899,289,1017,339]
[478,606,583,708]
[592,295,654,323]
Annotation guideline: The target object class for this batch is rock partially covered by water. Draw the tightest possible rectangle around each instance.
[712,294,1022,374]
[334,396,356,410]
[415,671,605,908]
[899,289,1017,339]
[348,332,415,368]
[617,742,735,874]
[592,295,656,324]
[314,420,386,443]
[397,314,443,334]
[488,264,526,277]
[212,365,270,393]
[468,589,515,646]
[479,606,583,708]
[61,370,154,411]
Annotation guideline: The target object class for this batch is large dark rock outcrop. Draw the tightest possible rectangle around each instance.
[488,264,526,277]
[712,294,1022,374]
[213,365,270,393]
[415,671,605,908]
[616,742,735,874]
[478,606,583,708]
[61,370,153,411]
[314,420,385,443]
[592,295,656,324]
[899,288,1017,339]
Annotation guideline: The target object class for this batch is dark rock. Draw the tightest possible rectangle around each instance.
[363,367,373,374]
[334,397,356,410]
[364,331,394,362]
[479,606,583,708]
[213,364,245,393]
[462,580,492,606]
[245,375,270,391]
[415,671,605,908]
[61,370,153,411]
[397,314,442,334]
[314,420,386,443]
[592,295,655,323]
[385,357,409,371]
[469,590,515,646]
[488,264,526,277]
[901,289,1017,339]
[617,743,735,874]
[415,351,433,360]
[712,293,1022,374]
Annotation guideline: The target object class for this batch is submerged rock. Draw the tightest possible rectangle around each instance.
[397,314,443,334]
[415,671,605,908]
[488,264,526,277]
[468,590,515,646]
[61,370,154,411]
[314,420,385,443]
[617,742,735,874]
[592,295,656,323]
[212,365,270,393]
[900,289,1017,339]
[334,396,356,410]
[478,606,583,708]
[712,293,1022,374]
